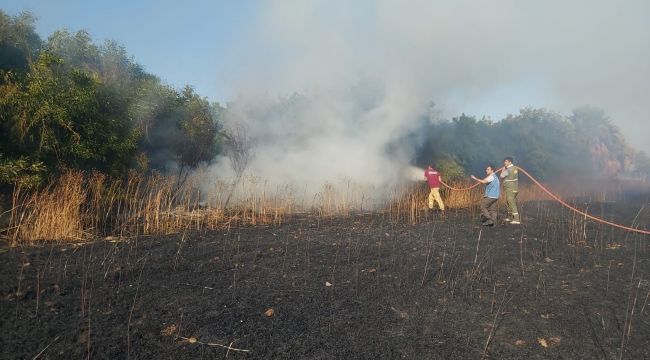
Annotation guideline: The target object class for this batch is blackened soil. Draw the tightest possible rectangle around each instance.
[2,198,650,359]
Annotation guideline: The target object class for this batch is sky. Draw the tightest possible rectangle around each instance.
[2,0,650,192]
[2,0,258,101]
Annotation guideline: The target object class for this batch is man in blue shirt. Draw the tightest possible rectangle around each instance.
[471,165,500,227]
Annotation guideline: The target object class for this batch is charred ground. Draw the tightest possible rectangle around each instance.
[2,196,650,359]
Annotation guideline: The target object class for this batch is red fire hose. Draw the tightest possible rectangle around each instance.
[440,166,649,235]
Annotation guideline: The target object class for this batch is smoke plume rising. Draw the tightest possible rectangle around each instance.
[208,0,650,198]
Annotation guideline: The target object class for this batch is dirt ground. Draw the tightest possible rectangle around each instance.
[1,196,650,359]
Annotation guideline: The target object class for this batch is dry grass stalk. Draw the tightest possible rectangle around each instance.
[10,171,86,242]
[7,169,643,243]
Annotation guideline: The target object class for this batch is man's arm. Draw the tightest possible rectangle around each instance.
[471,174,491,184]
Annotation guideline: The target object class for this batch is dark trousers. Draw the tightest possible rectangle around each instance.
[481,197,498,224]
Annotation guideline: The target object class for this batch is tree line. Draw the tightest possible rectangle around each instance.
[408,107,650,182]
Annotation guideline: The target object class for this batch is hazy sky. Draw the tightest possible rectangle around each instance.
[2,0,649,153]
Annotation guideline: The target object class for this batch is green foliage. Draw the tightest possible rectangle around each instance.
[435,157,466,181]
[415,115,498,175]
[174,86,223,182]
[0,10,225,187]
[134,83,224,176]
[498,108,574,177]
[0,155,45,188]
[46,29,99,72]
[0,51,138,175]
[0,10,42,73]
[413,107,643,181]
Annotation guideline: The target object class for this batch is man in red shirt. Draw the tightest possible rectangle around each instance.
[424,165,445,211]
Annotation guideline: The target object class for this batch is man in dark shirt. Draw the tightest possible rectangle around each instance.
[424,165,445,211]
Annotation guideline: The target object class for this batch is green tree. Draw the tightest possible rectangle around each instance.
[0,10,42,73]
[497,108,574,179]
[46,29,100,73]
[174,86,223,185]
[0,51,137,175]
[0,154,45,189]
[435,157,466,181]
[0,9,228,190]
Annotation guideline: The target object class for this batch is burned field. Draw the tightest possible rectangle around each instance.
[2,197,650,359]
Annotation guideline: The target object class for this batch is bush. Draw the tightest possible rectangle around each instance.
[435,157,466,181]
[0,155,46,189]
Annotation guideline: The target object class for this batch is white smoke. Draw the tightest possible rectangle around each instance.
[209,86,429,196]
[208,0,650,199]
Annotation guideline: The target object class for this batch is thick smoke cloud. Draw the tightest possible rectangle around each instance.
[211,0,650,195]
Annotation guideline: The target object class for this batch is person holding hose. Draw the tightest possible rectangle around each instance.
[424,165,445,211]
[471,164,500,226]
[500,156,520,224]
